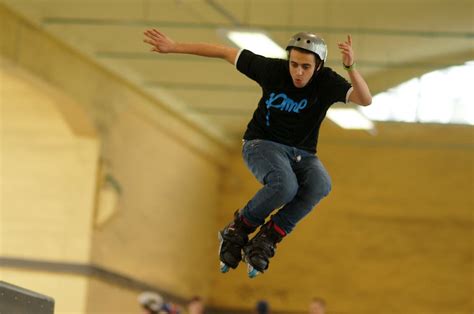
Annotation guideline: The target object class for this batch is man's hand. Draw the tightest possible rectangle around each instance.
[143,28,238,64]
[337,34,355,67]
[144,29,176,53]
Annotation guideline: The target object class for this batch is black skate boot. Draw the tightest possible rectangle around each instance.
[243,220,286,278]
[218,211,257,273]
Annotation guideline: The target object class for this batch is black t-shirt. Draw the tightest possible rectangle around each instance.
[236,49,351,153]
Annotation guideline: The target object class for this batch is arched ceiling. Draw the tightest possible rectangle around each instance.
[3,0,473,143]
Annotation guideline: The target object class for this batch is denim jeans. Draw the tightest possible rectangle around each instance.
[240,139,332,234]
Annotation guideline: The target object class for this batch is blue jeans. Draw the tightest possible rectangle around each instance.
[241,139,332,234]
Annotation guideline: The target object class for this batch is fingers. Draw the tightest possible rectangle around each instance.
[143,29,162,46]
[144,28,164,41]
[334,34,354,65]
[339,48,352,61]
[337,34,352,47]
[144,30,158,40]
[337,35,353,54]
[337,44,351,55]
[148,29,161,39]
[337,42,349,49]
[143,39,156,47]
[143,28,173,53]
[152,28,165,37]
[143,35,158,44]
[338,45,351,54]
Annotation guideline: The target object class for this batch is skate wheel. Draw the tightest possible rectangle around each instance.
[220,262,230,273]
[247,264,260,278]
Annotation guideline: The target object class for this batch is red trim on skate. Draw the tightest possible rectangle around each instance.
[272,222,286,236]
[242,216,256,228]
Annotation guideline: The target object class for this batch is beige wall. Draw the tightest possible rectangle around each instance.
[89,102,222,298]
[211,123,473,313]
[1,4,227,313]
[0,61,98,313]
[0,61,98,263]
[0,56,221,309]
[86,277,141,314]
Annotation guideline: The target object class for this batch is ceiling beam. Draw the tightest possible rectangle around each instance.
[42,18,474,39]
[205,0,242,26]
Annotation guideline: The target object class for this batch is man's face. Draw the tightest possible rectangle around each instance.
[188,300,204,313]
[309,301,325,314]
[289,49,318,88]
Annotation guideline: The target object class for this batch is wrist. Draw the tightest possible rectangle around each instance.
[173,42,184,53]
[343,62,356,71]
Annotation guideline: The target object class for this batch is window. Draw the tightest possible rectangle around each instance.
[360,61,474,125]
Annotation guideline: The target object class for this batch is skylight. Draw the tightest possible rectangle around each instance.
[221,29,287,59]
[360,61,474,126]
[326,108,374,130]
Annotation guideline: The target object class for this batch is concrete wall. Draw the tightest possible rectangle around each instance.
[89,101,222,298]
[1,58,98,262]
[1,4,228,313]
[0,58,98,313]
[211,123,473,313]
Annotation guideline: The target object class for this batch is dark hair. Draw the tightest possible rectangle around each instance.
[256,300,269,314]
[287,47,322,66]
[189,296,202,302]
[312,297,326,307]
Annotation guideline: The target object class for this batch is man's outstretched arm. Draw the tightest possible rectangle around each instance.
[338,34,372,106]
[144,28,239,65]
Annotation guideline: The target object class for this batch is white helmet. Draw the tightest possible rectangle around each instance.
[286,32,328,62]
[138,291,164,312]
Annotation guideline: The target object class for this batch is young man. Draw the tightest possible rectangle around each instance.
[138,291,181,314]
[309,297,326,314]
[138,291,163,314]
[144,29,372,278]
[187,296,205,314]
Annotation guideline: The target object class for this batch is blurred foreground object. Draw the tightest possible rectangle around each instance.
[0,280,55,314]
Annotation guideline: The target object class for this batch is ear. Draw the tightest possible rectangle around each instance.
[313,54,322,71]
[316,59,324,71]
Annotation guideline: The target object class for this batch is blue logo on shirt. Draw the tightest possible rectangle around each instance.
[265,92,308,126]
